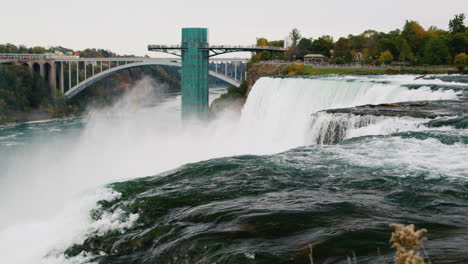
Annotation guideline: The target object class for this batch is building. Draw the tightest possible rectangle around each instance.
[304,54,327,63]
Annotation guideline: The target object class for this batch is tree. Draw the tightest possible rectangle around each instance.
[378,50,394,64]
[334,37,352,62]
[402,20,426,56]
[449,13,466,34]
[32,46,45,54]
[450,32,468,55]
[267,40,285,48]
[362,30,380,61]
[454,52,467,71]
[256,38,268,47]
[311,36,334,57]
[423,38,451,65]
[398,39,414,61]
[289,28,302,46]
[377,37,400,59]
[296,38,313,59]
[287,28,302,60]
[348,34,366,50]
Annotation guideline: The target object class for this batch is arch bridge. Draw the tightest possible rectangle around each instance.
[0,55,250,100]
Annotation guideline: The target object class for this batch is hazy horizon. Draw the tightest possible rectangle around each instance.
[1,0,467,57]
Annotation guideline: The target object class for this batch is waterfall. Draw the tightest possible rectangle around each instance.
[238,76,461,148]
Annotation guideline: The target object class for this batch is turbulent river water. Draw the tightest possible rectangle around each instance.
[0,75,467,264]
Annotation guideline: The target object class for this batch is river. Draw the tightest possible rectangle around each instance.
[0,75,467,264]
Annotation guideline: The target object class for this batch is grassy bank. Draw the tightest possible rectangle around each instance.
[279,63,463,75]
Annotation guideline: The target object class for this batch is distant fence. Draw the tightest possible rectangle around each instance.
[260,60,456,71]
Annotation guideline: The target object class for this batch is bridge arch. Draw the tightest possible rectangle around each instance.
[64,61,241,100]
[44,63,51,82]
[32,62,41,75]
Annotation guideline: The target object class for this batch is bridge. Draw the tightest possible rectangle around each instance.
[0,55,249,100]
[1,28,286,119]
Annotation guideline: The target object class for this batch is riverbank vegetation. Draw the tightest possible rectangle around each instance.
[256,14,467,68]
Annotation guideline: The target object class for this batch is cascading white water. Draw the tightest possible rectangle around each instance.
[238,76,461,149]
[0,75,464,264]
[307,112,431,144]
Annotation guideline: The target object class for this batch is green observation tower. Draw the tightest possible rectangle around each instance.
[148,28,286,119]
[181,28,209,118]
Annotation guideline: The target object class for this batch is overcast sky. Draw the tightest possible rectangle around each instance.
[1,0,466,57]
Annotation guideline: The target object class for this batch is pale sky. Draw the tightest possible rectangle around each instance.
[1,0,467,57]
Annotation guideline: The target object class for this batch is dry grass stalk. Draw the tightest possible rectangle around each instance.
[390,224,427,264]
[308,243,314,264]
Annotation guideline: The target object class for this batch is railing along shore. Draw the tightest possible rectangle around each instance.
[260,60,456,71]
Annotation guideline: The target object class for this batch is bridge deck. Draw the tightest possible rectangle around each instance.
[148,45,286,52]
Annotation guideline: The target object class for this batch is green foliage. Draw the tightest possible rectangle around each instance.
[249,38,287,64]
[450,32,468,55]
[398,39,414,61]
[377,37,400,59]
[214,81,249,106]
[296,38,313,59]
[267,40,284,47]
[423,38,451,65]
[449,13,466,34]
[454,52,467,71]
[311,36,334,57]
[333,57,346,64]
[0,64,50,111]
[348,34,366,50]
[334,38,352,62]
[378,50,394,64]
[402,20,426,56]
[268,14,466,66]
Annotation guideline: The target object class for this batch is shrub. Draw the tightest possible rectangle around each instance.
[454,52,467,72]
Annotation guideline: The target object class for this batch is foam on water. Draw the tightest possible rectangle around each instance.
[333,136,468,179]
[0,75,465,263]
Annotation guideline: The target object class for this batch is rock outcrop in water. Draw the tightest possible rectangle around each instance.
[325,100,468,119]
[309,100,468,144]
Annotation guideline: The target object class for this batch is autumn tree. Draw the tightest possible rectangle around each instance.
[361,30,380,62]
[378,50,394,64]
[256,38,268,47]
[267,40,285,47]
[402,20,426,56]
[454,52,467,71]
[334,37,352,62]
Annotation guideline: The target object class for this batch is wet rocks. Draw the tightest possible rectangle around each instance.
[324,100,468,119]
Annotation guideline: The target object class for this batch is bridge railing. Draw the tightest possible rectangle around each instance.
[0,53,46,60]
[207,45,286,51]
[148,45,185,50]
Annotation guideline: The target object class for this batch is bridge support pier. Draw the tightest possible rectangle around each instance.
[49,62,57,96]
[40,62,45,78]
[60,62,64,94]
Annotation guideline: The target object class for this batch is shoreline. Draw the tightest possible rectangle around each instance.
[0,112,76,127]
